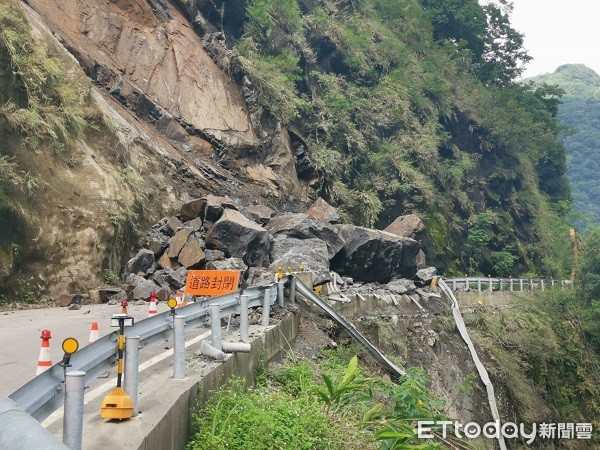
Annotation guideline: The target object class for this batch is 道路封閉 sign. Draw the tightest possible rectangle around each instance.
[184,270,240,296]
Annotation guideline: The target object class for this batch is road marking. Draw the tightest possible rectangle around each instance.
[41,329,212,428]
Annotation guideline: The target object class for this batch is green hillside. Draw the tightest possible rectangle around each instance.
[227,0,572,276]
[528,64,600,227]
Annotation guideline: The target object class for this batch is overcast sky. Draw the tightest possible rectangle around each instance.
[508,0,600,78]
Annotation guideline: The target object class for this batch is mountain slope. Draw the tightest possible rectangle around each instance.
[527,64,600,226]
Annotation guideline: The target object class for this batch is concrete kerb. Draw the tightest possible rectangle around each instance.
[79,312,300,450]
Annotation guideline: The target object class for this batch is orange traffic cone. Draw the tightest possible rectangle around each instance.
[121,300,128,314]
[148,291,158,317]
[175,290,182,307]
[88,322,100,344]
[36,330,52,375]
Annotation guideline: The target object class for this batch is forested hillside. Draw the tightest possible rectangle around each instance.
[211,0,573,276]
[528,64,600,227]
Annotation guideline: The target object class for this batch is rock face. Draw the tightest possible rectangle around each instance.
[331,225,421,283]
[270,236,331,285]
[383,214,426,240]
[306,197,340,224]
[126,249,156,275]
[267,213,344,259]
[206,209,270,267]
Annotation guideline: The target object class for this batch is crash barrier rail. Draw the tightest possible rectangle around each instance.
[444,277,573,292]
[438,279,507,450]
[6,274,407,449]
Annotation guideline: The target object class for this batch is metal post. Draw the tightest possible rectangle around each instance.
[520,279,523,291]
[124,336,140,416]
[289,276,296,302]
[452,279,457,290]
[551,279,555,288]
[489,278,493,292]
[530,279,533,290]
[277,280,285,307]
[211,304,222,351]
[262,288,271,327]
[541,279,545,291]
[477,279,481,292]
[173,316,186,379]
[510,278,513,291]
[63,371,85,450]
[499,279,503,291]
[240,294,249,342]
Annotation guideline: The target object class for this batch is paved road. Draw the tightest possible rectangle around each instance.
[0,302,172,396]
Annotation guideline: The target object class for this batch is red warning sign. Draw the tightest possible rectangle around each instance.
[184,270,240,296]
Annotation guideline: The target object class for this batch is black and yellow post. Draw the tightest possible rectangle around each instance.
[101,314,134,420]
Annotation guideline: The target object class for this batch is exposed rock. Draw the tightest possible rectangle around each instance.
[158,252,180,271]
[415,267,437,284]
[206,209,270,267]
[98,287,126,304]
[206,257,248,272]
[416,250,427,270]
[129,275,160,301]
[184,217,203,232]
[88,290,101,304]
[180,198,206,221]
[204,194,237,225]
[267,213,343,259]
[126,249,156,275]
[151,269,172,290]
[245,267,273,287]
[58,293,73,307]
[167,228,193,258]
[383,214,426,240]
[205,249,225,261]
[163,217,183,237]
[306,197,340,224]
[386,279,417,295]
[270,236,331,285]
[177,235,206,268]
[146,229,169,256]
[331,225,421,283]
[243,205,274,224]
[165,267,189,290]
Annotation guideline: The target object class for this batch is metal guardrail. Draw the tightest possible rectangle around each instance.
[444,277,573,292]
[8,280,282,422]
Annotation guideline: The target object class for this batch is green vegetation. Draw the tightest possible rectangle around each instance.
[188,351,448,449]
[528,64,600,228]
[233,0,571,277]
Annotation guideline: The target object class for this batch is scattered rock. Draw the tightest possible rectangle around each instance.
[267,213,343,258]
[180,197,206,221]
[205,257,248,272]
[331,225,420,283]
[108,290,127,303]
[146,229,169,256]
[67,302,81,310]
[386,279,416,294]
[177,234,206,268]
[243,204,274,224]
[205,249,225,261]
[126,249,156,275]
[204,194,236,224]
[383,214,425,240]
[98,287,126,304]
[129,275,160,301]
[165,267,189,290]
[184,217,203,232]
[270,236,331,285]
[167,228,193,258]
[58,294,73,307]
[415,267,437,284]
[306,197,340,224]
[416,249,427,269]
[206,209,270,267]
[157,252,180,270]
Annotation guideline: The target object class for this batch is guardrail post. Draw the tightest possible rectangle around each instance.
[63,370,85,450]
[240,294,249,342]
[277,279,285,307]
[499,279,503,291]
[489,278,493,292]
[509,278,513,291]
[124,336,140,416]
[477,279,481,292]
[210,304,222,351]
[541,279,545,291]
[530,279,533,290]
[452,279,456,290]
[289,276,296,302]
[520,279,523,291]
[551,279,555,288]
[262,288,271,327]
[173,316,186,379]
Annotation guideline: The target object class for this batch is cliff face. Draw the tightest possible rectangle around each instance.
[0,0,304,298]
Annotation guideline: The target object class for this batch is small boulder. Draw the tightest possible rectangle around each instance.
[415,267,437,285]
[184,217,203,232]
[157,252,180,271]
[163,217,183,237]
[126,249,156,275]
[205,249,225,261]
[165,267,189,290]
[128,275,160,301]
[243,204,274,224]
[306,197,340,224]
[204,194,236,224]
[206,257,248,272]
[383,214,425,240]
[98,287,126,304]
[267,213,343,259]
[206,209,270,267]
[416,250,427,269]
[180,198,207,221]
[146,229,169,256]
[167,228,193,258]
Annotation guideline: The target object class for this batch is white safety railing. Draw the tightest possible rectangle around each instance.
[444,277,573,293]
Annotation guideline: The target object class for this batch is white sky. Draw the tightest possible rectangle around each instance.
[508,0,600,78]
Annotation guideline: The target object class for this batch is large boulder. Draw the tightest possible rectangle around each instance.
[383,214,426,240]
[126,249,156,275]
[177,234,206,268]
[205,257,248,272]
[205,209,270,267]
[267,213,343,259]
[331,225,421,283]
[167,227,193,258]
[128,275,160,301]
[306,197,340,224]
[204,194,237,225]
[180,198,206,221]
[269,236,331,285]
